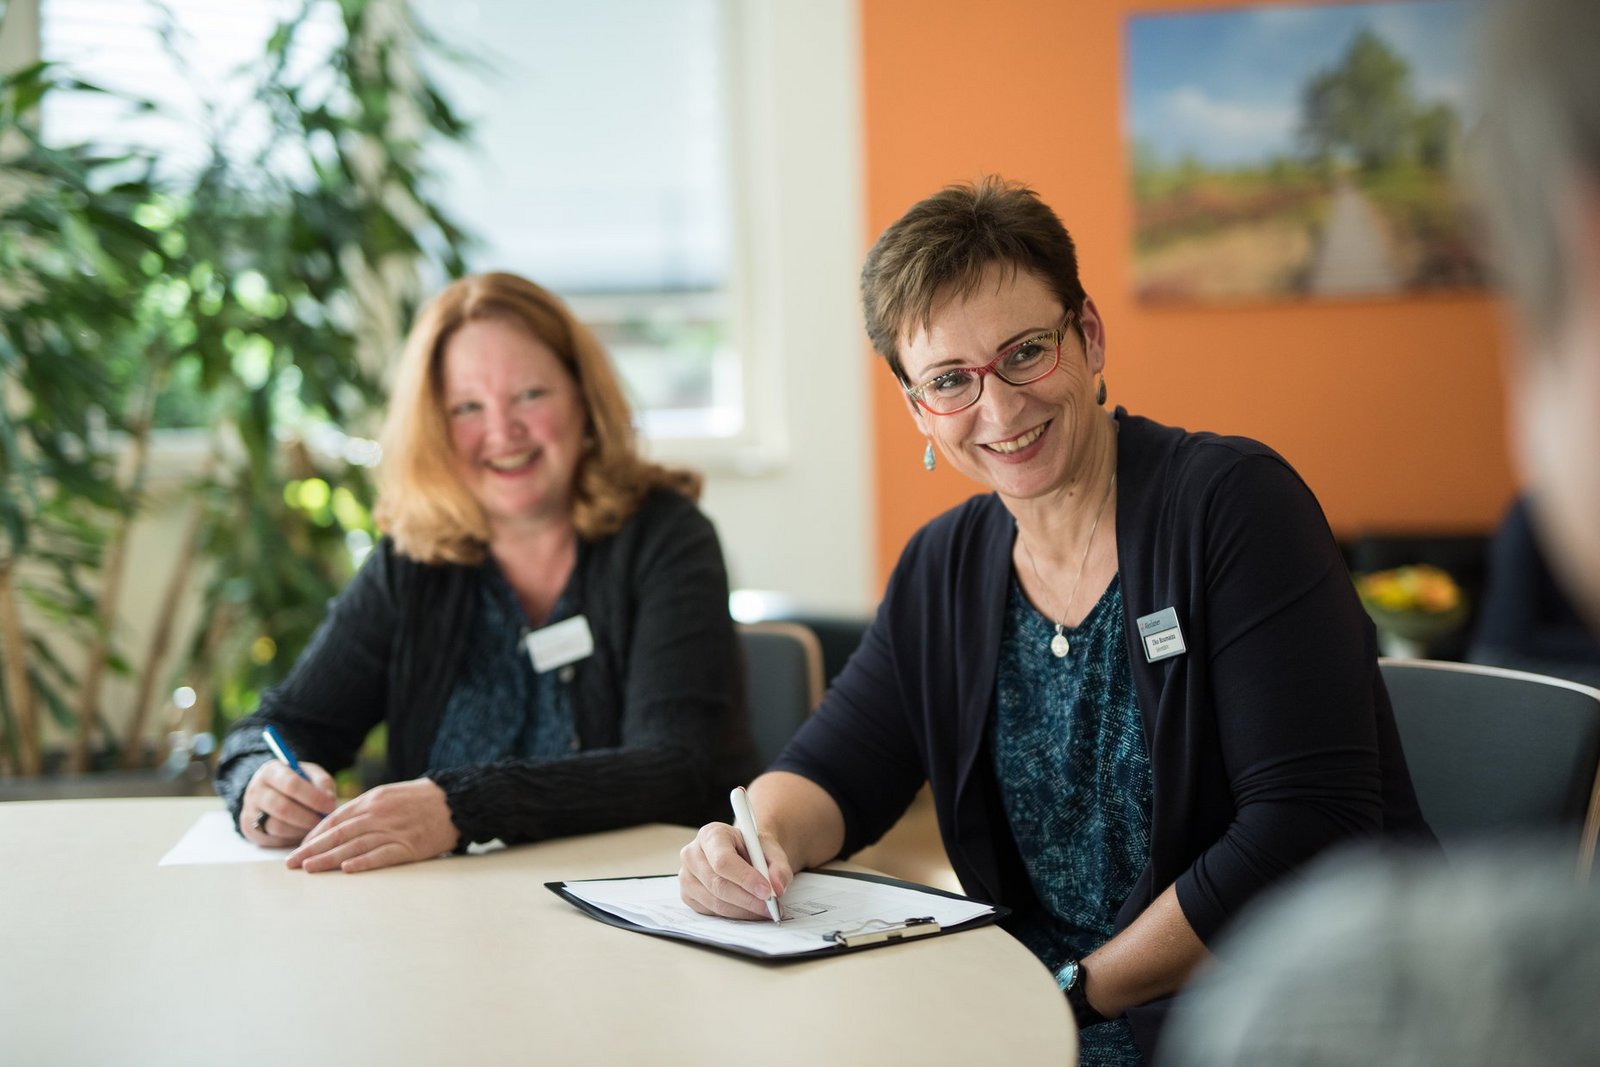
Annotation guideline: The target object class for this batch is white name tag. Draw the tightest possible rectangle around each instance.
[1137,607,1187,663]
[523,615,595,673]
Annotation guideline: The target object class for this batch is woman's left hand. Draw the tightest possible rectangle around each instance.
[287,777,460,873]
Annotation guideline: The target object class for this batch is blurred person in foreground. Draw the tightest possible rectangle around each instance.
[1161,4,1600,1063]
[214,271,755,872]
[1476,0,1600,625]
[678,177,1434,1064]
[1470,494,1600,688]
[1161,847,1600,1067]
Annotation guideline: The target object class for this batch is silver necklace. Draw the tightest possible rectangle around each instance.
[1021,471,1117,658]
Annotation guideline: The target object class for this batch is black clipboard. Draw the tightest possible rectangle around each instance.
[546,868,1008,961]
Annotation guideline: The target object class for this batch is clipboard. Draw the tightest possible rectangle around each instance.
[547,868,1007,960]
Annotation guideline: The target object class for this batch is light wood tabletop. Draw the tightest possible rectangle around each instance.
[0,797,1076,1066]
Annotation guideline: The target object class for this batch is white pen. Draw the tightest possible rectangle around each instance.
[728,786,782,923]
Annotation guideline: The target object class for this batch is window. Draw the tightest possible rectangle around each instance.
[41,0,340,180]
[415,0,744,442]
[26,0,872,613]
[41,0,753,447]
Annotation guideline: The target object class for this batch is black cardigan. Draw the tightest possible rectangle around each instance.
[215,488,758,846]
[772,410,1434,1057]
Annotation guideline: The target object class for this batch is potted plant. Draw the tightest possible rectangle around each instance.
[0,0,471,793]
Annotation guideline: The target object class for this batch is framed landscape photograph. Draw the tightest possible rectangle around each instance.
[1125,0,1484,303]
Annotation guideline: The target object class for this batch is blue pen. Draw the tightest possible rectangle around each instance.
[262,724,311,782]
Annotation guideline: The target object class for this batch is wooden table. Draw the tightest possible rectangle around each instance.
[0,797,1076,1065]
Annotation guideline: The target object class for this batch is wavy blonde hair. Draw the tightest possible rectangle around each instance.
[375,272,701,564]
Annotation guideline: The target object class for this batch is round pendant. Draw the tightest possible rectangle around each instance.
[1050,633,1070,658]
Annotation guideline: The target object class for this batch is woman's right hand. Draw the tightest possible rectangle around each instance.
[678,821,795,920]
[241,759,338,848]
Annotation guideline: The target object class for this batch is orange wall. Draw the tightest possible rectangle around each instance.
[860,0,1517,586]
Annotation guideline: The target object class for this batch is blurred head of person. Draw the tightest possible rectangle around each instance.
[375,272,699,563]
[1162,845,1600,1067]
[1475,0,1600,624]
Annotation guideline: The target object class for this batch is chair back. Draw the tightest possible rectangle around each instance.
[738,622,826,767]
[782,615,870,687]
[1381,658,1600,876]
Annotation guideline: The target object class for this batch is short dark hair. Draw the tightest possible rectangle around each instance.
[860,176,1089,382]
[1474,0,1600,351]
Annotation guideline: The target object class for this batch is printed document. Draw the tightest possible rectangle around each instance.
[560,871,994,956]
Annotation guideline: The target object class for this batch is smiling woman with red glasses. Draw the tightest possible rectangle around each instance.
[214,272,757,874]
[679,178,1436,1063]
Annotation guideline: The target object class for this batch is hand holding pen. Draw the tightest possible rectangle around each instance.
[677,786,794,921]
[241,724,336,847]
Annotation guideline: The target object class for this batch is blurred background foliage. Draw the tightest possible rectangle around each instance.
[0,0,471,778]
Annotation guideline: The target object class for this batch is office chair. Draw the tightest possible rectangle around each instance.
[1381,658,1600,877]
[734,621,959,890]
[783,614,870,688]
[737,622,825,767]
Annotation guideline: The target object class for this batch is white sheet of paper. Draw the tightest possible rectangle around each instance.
[562,871,994,956]
[159,810,287,866]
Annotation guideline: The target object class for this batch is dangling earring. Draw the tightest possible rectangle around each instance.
[922,440,936,472]
[1095,374,1108,406]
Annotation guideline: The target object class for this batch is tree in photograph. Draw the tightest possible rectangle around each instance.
[1299,28,1417,172]
[1414,102,1461,172]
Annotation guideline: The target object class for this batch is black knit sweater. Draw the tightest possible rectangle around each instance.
[215,488,757,846]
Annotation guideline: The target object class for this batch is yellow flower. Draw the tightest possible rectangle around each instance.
[1355,565,1463,615]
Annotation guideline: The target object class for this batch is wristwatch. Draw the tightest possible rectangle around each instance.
[1059,958,1109,1030]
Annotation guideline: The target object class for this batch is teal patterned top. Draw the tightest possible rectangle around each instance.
[430,560,579,770]
[992,572,1152,1066]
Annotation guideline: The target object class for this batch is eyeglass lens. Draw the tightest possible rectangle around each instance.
[917,331,1061,414]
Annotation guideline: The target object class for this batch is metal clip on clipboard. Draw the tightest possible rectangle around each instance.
[824,916,941,948]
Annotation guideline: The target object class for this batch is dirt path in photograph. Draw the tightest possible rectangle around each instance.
[1309,178,1400,294]
[1135,216,1316,302]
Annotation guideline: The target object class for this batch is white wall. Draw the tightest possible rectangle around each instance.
[0,0,38,70]
[690,0,873,615]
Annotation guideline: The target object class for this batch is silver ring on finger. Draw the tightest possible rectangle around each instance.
[253,809,270,834]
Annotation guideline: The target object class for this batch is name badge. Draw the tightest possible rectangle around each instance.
[1136,607,1187,663]
[523,615,595,674]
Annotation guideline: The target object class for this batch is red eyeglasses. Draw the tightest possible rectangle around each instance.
[904,312,1074,416]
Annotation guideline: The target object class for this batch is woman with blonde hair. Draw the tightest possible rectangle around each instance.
[216,272,755,872]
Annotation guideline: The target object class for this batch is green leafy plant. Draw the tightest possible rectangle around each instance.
[0,0,472,778]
